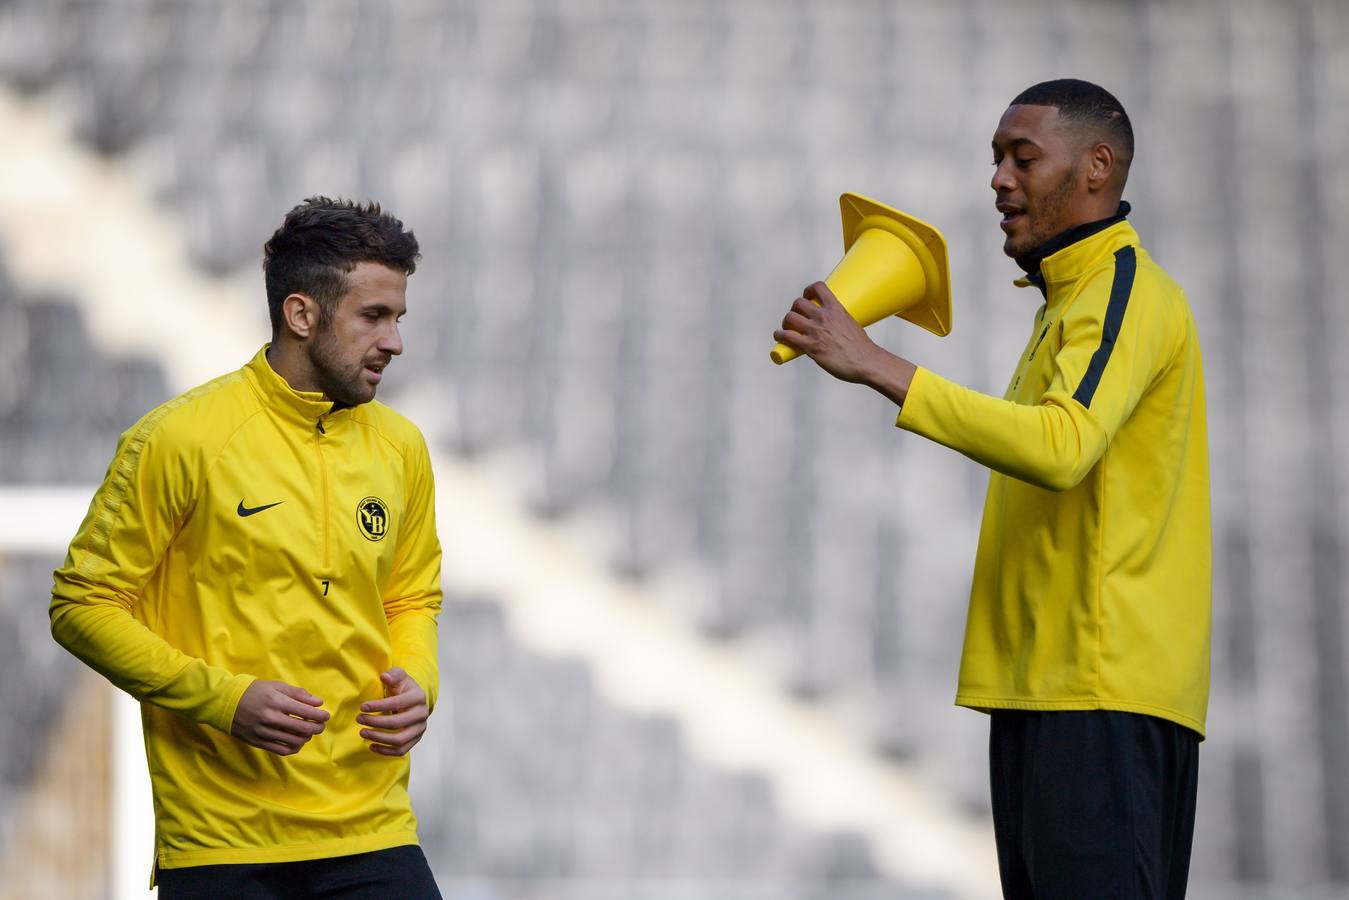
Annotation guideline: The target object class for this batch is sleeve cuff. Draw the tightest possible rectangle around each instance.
[895,365,935,430]
[214,673,257,735]
[390,655,438,713]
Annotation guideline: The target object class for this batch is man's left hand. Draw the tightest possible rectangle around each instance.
[357,667,429,757]
[773,282,882,383]
[773,281,919,405]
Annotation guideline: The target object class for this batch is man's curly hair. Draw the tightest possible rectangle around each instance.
[263,197,420,334]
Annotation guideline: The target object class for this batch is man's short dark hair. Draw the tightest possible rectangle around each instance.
[1010,79,1134,165]
[263,197,420,334]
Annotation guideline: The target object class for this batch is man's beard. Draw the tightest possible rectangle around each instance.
[1006,162,1078,258]
[307,326,373,407]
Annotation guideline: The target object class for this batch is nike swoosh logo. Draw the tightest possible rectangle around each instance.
[237,500,284,517]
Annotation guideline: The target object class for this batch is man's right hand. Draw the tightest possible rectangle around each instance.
[229,680,330,756]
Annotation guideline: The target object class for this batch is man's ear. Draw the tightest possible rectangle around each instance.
[1085,141,1117,193]
[280,293,321,340]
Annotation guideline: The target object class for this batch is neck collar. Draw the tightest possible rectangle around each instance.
[1015,201,1131,295]
[245,345,348,429]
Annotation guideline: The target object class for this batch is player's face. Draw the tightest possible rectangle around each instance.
[307,262,406,406]
[990,104,1090,259]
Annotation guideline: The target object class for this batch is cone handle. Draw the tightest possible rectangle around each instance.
[770,340,800,365]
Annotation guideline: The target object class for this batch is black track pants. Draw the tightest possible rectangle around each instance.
[989,709,1200,900]
[157,844,442,900]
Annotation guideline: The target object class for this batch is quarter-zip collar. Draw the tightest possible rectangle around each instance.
[244,345,350,432]
[1014,201,1132,297]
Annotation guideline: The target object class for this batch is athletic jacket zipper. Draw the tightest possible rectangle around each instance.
[315,416,330,569]
[1010,306,1049,396]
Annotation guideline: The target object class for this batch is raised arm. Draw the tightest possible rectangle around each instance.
[775,255,1176,491]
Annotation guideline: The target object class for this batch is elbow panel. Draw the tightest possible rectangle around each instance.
[1027,400,1106,492]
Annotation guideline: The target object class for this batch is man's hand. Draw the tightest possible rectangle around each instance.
[773,282,886,382]
[230,680,330,756]
[357,667,429,757]
[773,282,918,404]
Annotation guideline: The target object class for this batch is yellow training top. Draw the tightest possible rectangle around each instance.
[897,220,1211,736]
[51,347,442,872]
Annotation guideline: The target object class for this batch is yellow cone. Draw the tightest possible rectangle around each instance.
[771,193,952,365]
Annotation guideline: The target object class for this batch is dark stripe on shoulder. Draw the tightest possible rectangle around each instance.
[1072,246,1137,408]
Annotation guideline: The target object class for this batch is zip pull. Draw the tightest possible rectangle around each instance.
[1027,323,1051,362]
[316,417,326,435]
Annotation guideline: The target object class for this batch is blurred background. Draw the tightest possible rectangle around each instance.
[0,0,1345,897]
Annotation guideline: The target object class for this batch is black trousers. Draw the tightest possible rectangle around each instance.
[157,844,442,900]
[989,709,1199,900]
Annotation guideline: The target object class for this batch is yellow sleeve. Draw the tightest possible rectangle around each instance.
[384,432,443,710]
[49,414,254,734]
[897,248,1174,491]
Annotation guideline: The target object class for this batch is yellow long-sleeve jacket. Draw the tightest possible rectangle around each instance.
[898,219,1211,736]
[50,347,442,871]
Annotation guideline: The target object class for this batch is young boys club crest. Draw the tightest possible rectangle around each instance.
[357,496,390,541]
